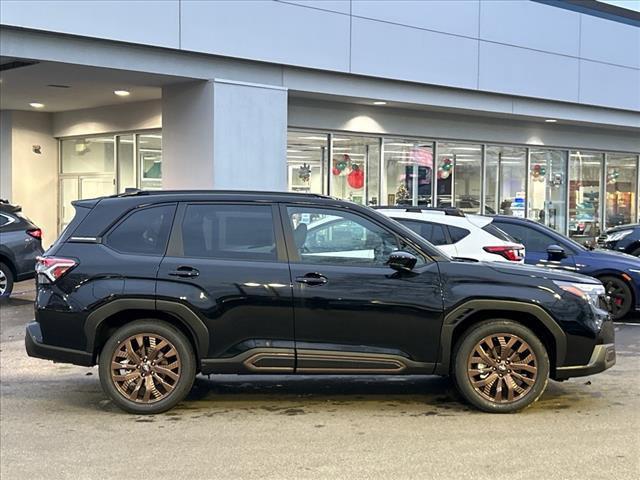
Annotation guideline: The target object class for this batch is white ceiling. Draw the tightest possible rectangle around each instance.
[0,59,192,112]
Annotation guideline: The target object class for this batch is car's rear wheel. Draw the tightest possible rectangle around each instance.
[600,275,632,320]
[99,320,196,414]
[0,262,14,298]
[453,319,549,413]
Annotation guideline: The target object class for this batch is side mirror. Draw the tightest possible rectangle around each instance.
[387,251,417,272]
[547,244,566,260]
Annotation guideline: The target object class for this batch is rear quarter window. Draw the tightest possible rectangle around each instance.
[447,226,470,243]
[105,204,176,255]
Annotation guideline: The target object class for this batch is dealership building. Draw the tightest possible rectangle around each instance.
[0,0,638,246]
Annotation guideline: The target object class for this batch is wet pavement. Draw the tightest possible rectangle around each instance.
[1,282,639,479]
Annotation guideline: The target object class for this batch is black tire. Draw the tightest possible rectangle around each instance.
[99,319,196,414]
[600,275,633,320]
[0,262,14,298]
[452,319,549,413]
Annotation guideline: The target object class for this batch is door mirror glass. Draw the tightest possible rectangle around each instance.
[546,244,566,259]
[387,251,417,272]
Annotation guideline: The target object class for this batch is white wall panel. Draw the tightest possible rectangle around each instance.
[0,0,179,48]
[580,60,640,111]
[212,81,287,190]
[352,0,480,37]
[479,42,579,102]
[480,1,580,57]
[181,0,350,72]
[281,1,350,15]
[580,14,640,68]
[351,18,478,90]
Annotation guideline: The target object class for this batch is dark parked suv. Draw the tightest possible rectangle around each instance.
[26,191,615,414]
[0,200,44,297]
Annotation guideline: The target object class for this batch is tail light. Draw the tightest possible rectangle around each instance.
[36,256,77,283]
[27,228,42,240]
[483,245,524,262]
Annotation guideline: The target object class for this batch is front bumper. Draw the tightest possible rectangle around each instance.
[25,321,94,367]
[554,343,616,380]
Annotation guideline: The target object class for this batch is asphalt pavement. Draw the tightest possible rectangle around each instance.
[1,281,639,480]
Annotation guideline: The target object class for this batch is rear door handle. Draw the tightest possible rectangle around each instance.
[295,273,327,286]
[168,266,200,278]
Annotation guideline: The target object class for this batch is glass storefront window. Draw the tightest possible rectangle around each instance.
[437,142,482,213]
[528,149,567,233]
[61,136,115,173]
[569,151,603,241]
[330,135,379,206]
[485,146,527,216]
[383,138,434,206]
[117,134,135,191]
[286,131,327,194]
[606,153,638,228]
[138,133,162,190]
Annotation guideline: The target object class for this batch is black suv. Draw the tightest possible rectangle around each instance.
[26,191,615,414]
[0,200,44,297]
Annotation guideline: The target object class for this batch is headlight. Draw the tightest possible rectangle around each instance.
[553,280,605,308]
[605,230,633,242]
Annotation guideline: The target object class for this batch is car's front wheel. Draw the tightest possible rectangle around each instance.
[0,262,14,298]
[600,275,633,320]
[453,319,549,413]
[99,319,196,414]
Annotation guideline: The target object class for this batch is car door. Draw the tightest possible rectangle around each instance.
[494,221,577,271]
[282,204,444,372]
[156,202,295,372]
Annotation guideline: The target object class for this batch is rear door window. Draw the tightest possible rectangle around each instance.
[396,219,449,246]
[106,204,176,255]
[181,204,277,261]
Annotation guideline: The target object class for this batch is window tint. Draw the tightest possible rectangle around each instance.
[288,207,411,267]
[107,205,175,255]
[0,214,15,227]
[182,204,276,261]
[482,223,516,242]
[448,226,470,243]
[396,219,448,246]
[494,222,556,252]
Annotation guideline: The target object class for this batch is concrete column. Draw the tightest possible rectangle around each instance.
[0,111,12,201]
[161,79,287,191]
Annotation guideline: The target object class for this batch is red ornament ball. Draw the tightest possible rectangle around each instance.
[347,168,364,189]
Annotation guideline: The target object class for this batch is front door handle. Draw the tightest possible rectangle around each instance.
[168,266,200,278]
[295,272,328,286]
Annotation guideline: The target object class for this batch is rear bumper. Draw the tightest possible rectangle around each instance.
[25,321,94,367]
[554,343,616,380]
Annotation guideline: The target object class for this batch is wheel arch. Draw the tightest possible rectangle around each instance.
[435,300,566,376]
[0,252,17,279]
[85,299,209,366]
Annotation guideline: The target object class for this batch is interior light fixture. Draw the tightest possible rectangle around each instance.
[300,136,328,141]
[29,102,45,109]
[373,101,387,105]
[114,90,130,97]
[545,119,557,123]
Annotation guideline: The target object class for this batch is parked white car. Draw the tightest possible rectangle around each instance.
[378,207,525,263]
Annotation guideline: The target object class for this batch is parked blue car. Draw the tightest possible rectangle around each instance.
[492,216,640,320]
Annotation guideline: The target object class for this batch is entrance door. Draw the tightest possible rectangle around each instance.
[59,174,115,232]
[283,204,444,371]
[528,149,568,233]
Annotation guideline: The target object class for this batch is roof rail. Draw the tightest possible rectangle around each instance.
[375,206,465,217]
[110,189,333,199]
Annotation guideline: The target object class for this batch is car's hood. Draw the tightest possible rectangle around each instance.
[483,260,601,284]
[587,248,640,264]
[604,224,639,234]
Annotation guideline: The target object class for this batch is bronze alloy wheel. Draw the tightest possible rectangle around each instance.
[110,334,181,404]
[467,333,538,404]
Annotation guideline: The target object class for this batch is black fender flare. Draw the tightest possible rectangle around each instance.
[84,298,209,358]
[434,300,566,375]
